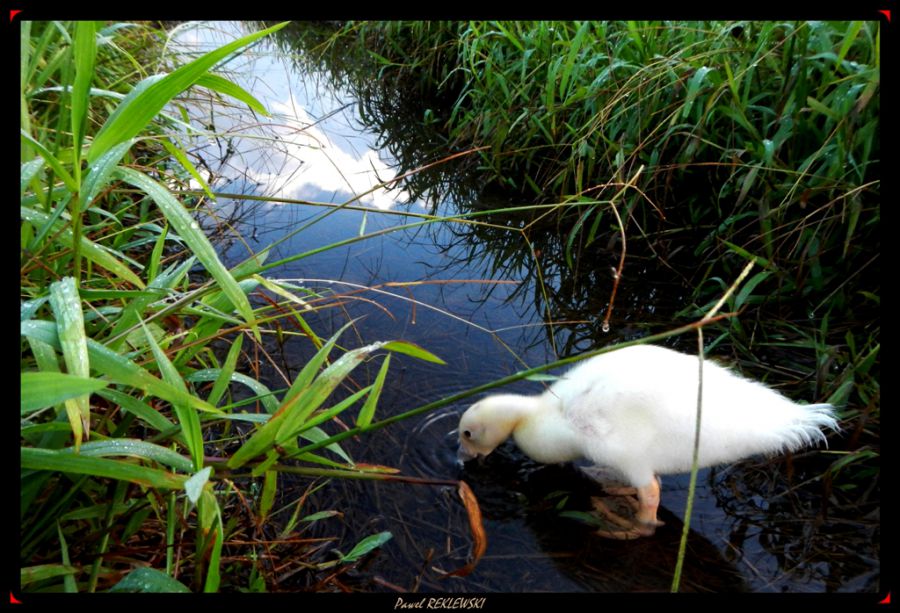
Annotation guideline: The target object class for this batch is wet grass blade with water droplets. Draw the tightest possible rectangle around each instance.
[49,277,91,448]
[22,319,220,417]
[22,447,187,490]
[114,167,259,340]
[141,321,204,470]
[21,372,108,415]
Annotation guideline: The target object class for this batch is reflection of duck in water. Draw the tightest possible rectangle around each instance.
[458,344,838,539]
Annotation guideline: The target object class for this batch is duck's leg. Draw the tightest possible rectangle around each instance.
[634,478,664,531]
[592,477,665,539]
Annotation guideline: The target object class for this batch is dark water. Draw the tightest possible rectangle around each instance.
[171,22,878,593]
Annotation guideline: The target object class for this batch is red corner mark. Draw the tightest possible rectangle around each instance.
[880,592,891,605]
[880,10,891,23]
[9,10,22,22]
[10,592,22,604]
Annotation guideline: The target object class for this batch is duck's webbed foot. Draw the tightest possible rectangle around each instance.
[590,478,665,540]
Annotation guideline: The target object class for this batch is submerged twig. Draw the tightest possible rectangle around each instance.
[435,481,487,578]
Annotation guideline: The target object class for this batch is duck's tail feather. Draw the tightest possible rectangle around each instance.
[782,403,840,451]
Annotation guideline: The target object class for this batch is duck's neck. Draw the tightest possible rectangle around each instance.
[510,393,583,464]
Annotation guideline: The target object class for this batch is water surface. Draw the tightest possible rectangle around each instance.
[168,22,878,593]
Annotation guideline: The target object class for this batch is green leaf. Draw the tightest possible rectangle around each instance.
[291,386,371,438]
[735,271,772,309]
[357,354,390,429]
[184,466,213,505]
[21,564,79,586]
[21,319,220,417]
[559,21,589,98]
[207,334,244,407]
[71,21,97,164]
[274,344,376,446]
[21,447,187,489]
[295,426,354,465]
[56,521,77,593]
[114,167,259,340]
[195,73,269,115]
[49,277,91,447]
[97,389,179,439]
[186,367,280,414]
[835,21,864,72]
[147,223,169,284]
[21,372,108,415]
[141,320,204,470]
[21,206,145,288]
[108,567,191,593]
[80,139,134,211]
[106,256,193,351]
[721,240,774,269]
[161,141,215,203]
[57,438,194,473]
[225,338,370,469]
[301,510,340,522]
[201,489,224,593]
[282,320,356,406]
[381,340,446,364]
[259,470,277,522]
[340,531,393,563]
[87,21,288,163]
[807,95,840,121]
[682,66,714,119]
[20,129,77,191]
[21,157,45,195]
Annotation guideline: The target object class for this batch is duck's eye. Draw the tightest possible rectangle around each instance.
[463,430,472,439]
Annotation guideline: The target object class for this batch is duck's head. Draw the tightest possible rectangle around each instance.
[457,395,523,463]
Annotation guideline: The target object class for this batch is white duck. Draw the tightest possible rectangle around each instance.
[457,344,838,539]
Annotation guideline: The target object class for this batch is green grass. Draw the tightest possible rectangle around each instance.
[19,20,458,593]
[287,18,879,429]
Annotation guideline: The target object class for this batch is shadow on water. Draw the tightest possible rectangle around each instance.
[169,22,878,593]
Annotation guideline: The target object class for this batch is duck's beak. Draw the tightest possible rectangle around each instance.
[457,444,479,463]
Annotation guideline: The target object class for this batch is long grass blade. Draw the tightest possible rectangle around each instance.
[49,277,91,448]
[21,372,108,415]
[357,354,390,429]
[20,130,77,192]
[97,389,181,441]
[195,73,269,116]
[80,139,134,211]
[114,167,259,339]
[53,439,194,473]
[22,447,188,489]
[207,334,244,407]
[71,21,97,170]
[141,321,204,470]
[87,21,288,163]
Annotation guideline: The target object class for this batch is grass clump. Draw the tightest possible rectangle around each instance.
[20,20,449,593]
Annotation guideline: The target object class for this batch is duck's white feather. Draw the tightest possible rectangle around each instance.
[458,345,838,490]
